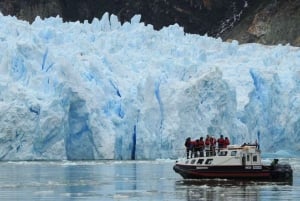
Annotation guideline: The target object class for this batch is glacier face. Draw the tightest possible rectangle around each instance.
[0,13,300,160]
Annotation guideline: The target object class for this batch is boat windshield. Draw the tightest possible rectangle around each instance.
[231,151,237,156]
[218,151,227,156]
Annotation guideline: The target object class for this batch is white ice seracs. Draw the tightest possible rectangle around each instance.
[0,13,299,160]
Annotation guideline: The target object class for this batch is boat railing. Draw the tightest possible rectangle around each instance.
[184,144,260,159]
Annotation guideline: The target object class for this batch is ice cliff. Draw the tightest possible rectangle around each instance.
[0,13,300,160]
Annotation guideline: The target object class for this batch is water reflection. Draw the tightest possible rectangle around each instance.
[115,163,137,191]
[64,165,95,199]
[175,179,293,201]
[177,179,293,187]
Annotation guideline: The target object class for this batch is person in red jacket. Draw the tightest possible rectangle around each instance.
[205,135,211,156]
[194,137,205,157]
[210,136,217,156]
[190,140,197,158]
[224,137,230,148]
[198,137,205,157]
[217,135,225,151]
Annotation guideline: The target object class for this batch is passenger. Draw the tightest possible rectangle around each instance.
[184,137,192,159]
[198,137,205,157]
[194,137,205,157]
[190,140,196,158]
[217,135,225,150]
[205,135,211,156]
[210,136,217,156]
[271,159,278,169]
[224,137,230,148]
[194,139,200,157]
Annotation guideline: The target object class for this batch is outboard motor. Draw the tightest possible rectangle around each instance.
[271,159,293,181]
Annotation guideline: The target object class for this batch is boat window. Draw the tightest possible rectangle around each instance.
[205,159,213,164]
[219,151,227,156]
[197,159,204,164]
[253,155,258,162]
[231,151,237,156]
[247,155,250,161]
[185,160,189,164]
[191,159,196,164]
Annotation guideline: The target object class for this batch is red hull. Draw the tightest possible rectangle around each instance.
[173,163,292,181]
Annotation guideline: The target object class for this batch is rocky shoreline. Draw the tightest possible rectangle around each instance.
[0,0,299,46]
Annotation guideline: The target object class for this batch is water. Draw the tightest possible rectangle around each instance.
[0,158,299,201]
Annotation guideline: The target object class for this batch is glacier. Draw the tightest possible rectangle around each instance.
[0,13,300,160]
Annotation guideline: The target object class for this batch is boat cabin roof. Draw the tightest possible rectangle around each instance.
[233,144,259,151]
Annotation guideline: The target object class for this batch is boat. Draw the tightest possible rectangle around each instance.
[173,144,293,181]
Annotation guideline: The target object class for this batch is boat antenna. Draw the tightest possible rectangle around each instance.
[257,131,261,149]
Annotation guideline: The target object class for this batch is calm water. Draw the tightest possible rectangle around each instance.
[0,158,299,201]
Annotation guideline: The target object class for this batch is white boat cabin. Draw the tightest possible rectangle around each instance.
[181,144,262,167]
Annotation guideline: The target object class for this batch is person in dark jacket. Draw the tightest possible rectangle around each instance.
[185,137,192,159]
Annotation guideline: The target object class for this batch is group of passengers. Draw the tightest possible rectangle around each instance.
[184,135,230,159]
